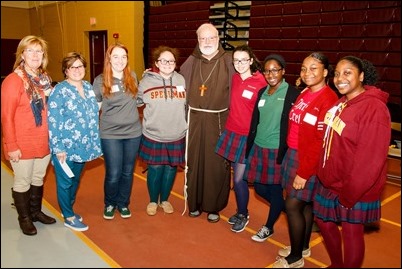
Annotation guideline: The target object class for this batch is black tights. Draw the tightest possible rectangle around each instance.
[285,197,314,263]
[253,183,284,230]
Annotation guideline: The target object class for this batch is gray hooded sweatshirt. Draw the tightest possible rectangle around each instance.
[137,71,187,142]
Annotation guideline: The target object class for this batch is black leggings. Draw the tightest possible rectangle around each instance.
[253,183,284,230]
[284,197,314,263]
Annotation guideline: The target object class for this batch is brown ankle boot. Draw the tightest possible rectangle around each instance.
[30,185,56,224]
[12,189,37,236]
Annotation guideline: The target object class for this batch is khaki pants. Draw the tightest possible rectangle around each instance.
[10,154,51,192]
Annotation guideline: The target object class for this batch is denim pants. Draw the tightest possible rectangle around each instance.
[101,136,141,209]
[52,155,85,219]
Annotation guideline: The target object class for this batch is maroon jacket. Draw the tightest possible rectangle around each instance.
[317,86,390,208]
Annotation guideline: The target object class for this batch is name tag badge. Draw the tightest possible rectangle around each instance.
[176,85,185,92]
[303,113,317,125]
[111,85,120,93]
[258,99,265,107]
[242,89,253,99]
[88,90,96,97]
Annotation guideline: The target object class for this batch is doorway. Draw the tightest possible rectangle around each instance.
[89,31,107,83]
[1,39,21,83]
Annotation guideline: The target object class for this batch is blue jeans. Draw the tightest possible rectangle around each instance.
[52,155,85,219]
[101,136,141,209]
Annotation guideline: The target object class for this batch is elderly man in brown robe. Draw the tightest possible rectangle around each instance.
[180,23,235,223]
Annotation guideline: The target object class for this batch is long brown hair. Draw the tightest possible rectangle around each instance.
[102,43,137,98]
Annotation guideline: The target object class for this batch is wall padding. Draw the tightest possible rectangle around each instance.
[248,1,401,105]
[148,1,401,105]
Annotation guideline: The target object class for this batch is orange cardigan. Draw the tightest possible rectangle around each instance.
[1,73,50,160]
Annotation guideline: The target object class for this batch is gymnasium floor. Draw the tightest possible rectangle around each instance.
[1,156,401,268]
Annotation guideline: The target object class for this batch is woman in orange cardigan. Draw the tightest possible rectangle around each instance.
[1,35,56,236]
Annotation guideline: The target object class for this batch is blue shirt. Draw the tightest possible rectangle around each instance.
[47,80,102,162]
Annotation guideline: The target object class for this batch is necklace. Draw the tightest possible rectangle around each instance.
[199,59,219,96]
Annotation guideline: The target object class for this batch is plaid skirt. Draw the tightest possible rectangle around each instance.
[244,144,281,184]
[215,129,247,163]
[313,180,381,223]
[281,148,317,202]
[139,135,185,166]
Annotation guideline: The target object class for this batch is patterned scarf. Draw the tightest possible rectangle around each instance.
[14,63,52,126]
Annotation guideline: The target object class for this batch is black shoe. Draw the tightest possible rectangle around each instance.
[251,226,273,242]
[231,214,249,232]
[228,212,250,225]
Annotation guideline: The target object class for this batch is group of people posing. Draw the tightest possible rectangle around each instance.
[1,37,186,234]
[1,22,391,269]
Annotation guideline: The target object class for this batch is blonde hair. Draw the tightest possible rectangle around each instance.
[13,35,49,71]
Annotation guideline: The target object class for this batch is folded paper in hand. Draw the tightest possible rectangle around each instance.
[59,159,74,177]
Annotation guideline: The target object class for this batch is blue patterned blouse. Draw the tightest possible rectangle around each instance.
[47,80,102,162]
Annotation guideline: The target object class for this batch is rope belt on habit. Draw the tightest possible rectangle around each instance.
[181,105,228,216]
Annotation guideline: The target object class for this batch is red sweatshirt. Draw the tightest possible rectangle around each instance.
[318,86,390,208]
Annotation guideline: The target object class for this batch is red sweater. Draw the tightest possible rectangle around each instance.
[1,73,50,160]
[293,86,338,180]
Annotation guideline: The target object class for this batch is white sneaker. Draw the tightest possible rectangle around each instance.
[278,246,311,258]
[273,257,304,268]
[146,202,158,216]
[159,201,174,214]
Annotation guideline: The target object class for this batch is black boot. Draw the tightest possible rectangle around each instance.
[12,189,37,236]
[30,185,56,224]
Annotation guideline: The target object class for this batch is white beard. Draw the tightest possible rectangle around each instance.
[200,43,219,56]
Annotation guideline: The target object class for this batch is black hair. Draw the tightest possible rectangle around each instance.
[307,51,333,84]
[264,54,286,69]
[308,52,332,72]
[339,56,378,85]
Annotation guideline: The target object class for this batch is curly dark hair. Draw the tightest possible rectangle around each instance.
[339,56,378,85]
[361,59,378,85]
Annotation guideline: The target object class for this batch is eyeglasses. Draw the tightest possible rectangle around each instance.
[263,68,283,75]
[25,48,44,55]
[69,65,85,71]
[233,59,250,65]
[198,36,218,42]
[158,59,176,65]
